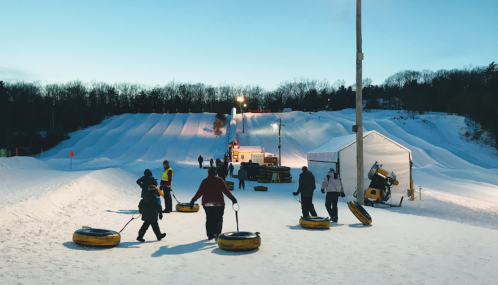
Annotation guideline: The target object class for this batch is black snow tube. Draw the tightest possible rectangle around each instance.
[254,186,268,191]
[347,200,372,225]
[228,185,234,190]
[299,217,331,229]
[226,181,234,186]
[217,231,261,251]
[73,228,121,247]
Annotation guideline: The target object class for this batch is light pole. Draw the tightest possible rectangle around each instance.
[237,96,245,133]
[272,118,284,167]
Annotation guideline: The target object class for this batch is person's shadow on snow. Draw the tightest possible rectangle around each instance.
[105,210,138,215]
[349,223,372,228]
[151,240,216,257]
[286,225,331,231]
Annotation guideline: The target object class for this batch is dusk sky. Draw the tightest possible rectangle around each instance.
[1,0,496,89]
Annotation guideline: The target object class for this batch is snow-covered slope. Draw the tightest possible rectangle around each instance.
[2,110,498,284]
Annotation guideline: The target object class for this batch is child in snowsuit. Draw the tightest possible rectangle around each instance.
[136,169,158,198]
[228,163,234,177]
[137,185,166,242]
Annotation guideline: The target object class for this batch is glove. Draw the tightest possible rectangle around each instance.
[189,200,195,209]
[231,198,238,205]
[292,192,298,196]
[321,189,325,194]
[159,213,163,220]
[340,192,345,198]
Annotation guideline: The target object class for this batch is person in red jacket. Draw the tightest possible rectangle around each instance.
[160,160,173,213]
[190,167,237,240]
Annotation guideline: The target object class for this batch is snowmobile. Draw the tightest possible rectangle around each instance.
[355,161,403,207]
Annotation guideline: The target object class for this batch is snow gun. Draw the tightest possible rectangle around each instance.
[356,161,403,207]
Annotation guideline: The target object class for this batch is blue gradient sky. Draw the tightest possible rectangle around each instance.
[0,0,496,89]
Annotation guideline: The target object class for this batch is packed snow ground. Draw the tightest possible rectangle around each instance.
[1,110,498,284]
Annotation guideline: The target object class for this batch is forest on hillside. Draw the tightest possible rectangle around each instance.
[0,62,496,155]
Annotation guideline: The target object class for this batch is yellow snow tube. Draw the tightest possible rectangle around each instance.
[73,228,121,247]
[299,217,331,229]
[217,231,261,251]
[347,200,372,225]
[176,202,200,212]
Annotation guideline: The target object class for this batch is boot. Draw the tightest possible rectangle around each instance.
[137,231,146,242]
[157,233,167,241]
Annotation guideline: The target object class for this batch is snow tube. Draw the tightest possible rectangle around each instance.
[347,200,372,225]
[299,217,331,229]
[217,231,261,251]
[254,186,268,191]
[73,228,121,247]
[176,202,200,212]
[228,185,234,190]
[226,181,234,186]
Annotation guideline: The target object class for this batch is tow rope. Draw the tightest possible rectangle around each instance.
[118,210,141,233]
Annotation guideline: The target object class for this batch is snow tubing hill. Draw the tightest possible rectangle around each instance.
[347,200,372,225]
[299,217,331,229]
[217,231,261,251]
[254,186,268,191]
[73,228,121,247]
[176,202,200,212]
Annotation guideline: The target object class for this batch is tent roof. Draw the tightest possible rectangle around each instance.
[307,131,411,162]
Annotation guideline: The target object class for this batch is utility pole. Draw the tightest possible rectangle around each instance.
[52,110,55,133]
[278,118,281,167]
[355,0,364,205]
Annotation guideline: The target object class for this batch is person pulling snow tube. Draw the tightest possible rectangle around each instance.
[347,200,372,225]
[299,217,331,229]
[176,202,200,212]
[217,231,261,251]
[73,228,121,247]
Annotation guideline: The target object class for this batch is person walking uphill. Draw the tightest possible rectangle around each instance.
[190,167,237,240]
[137,185,167,242]
[136,169,158,198]
[228,163,234,177]
[321,168,345,222]
[293,166,317,218]
[237,166,247,190]
[198,155,204,168]
[160,160,173,213]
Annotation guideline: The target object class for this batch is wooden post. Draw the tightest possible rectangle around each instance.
[356,0,364,205]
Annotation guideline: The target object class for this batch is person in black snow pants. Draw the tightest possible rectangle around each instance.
[198,155,204,168]
[137,185,167,242]
[321,167,345,222]
[228,163,234,177]
[136,169,158,198]
[293,166,317,218]
[210,158,214,167]
[237,166,247,190]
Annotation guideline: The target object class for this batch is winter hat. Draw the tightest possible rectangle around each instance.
[329,167,335,172]
[144,169,152,176]
[208,166,217,175]
[148,185,164,196]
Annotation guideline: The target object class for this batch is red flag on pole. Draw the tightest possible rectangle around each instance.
[70,150,74,157]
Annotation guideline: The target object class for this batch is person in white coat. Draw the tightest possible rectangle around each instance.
[321,167,345,222]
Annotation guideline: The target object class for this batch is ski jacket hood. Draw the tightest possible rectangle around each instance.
[321,170,343,193]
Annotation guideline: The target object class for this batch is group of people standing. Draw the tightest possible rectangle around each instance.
[198,155,246,189]
[135,160,238,242]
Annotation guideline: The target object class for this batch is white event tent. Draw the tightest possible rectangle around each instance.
[307,131,412,196]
